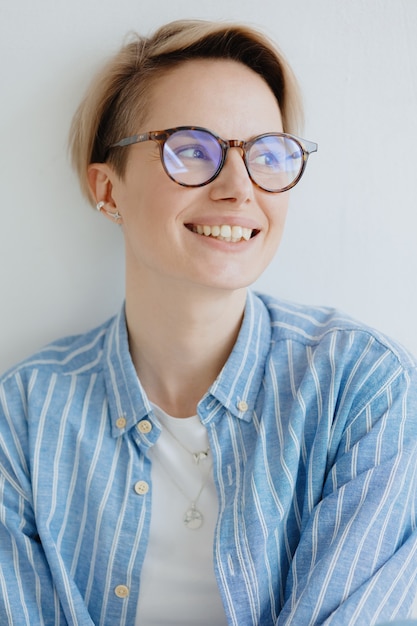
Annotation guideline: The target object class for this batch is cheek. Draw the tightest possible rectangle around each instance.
[121,184,181,241]
[266,195,289,234]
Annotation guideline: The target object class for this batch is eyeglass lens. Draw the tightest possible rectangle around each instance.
[162,129,304,191]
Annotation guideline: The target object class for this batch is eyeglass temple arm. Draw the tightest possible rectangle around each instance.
[301,139,318,155]
[109,133,151,149]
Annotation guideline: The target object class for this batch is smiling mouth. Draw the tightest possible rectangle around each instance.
[186,224,259,242]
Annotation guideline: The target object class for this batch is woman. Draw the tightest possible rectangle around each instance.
[0,19,416,626]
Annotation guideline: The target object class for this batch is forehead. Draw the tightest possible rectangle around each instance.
[143,58,283,136]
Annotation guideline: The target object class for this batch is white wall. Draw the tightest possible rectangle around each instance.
[1,0,416,373]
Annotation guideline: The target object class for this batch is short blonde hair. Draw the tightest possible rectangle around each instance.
[69,19,304,205]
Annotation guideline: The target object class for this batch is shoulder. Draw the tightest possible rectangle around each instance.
[255,291,416,370]
[0,314,117,390]
[253,292,417,426]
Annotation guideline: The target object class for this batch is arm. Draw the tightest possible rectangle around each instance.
[278,364,417,625]
[0,374,66,624]
[0,371,96,625]
[0,481,65,625]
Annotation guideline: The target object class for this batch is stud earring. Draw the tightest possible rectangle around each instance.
[96,201,122,223]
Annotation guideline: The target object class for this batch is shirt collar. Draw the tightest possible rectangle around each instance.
[204,290,271,422]
[103,291,271,436]
[103,305,153,437]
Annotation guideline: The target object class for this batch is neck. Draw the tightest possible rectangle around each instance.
[125,275,247,418]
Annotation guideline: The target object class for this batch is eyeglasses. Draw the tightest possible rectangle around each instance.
[107,126,318,193]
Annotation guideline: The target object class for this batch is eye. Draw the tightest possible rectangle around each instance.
[288,149,303,161]
[252,151,281,168]
[249,147,285,172]
[164,130,223,178]
[175,145,210,161]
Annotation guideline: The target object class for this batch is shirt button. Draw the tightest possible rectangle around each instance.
[237,400,248,412]
[114,584,129,598]
[116,416,127,429]
[134,480,149,495]
[137,419,152,434]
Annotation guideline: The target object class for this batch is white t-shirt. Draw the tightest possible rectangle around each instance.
[135,405,228,625]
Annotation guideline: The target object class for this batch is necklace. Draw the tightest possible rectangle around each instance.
[161,421,210,465]
[151,403,210,464]
[151,405,212,528]
[155,452,213,530]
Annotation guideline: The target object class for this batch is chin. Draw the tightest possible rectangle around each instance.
[190,269,262,293]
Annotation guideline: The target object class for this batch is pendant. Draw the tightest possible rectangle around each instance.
[184,505,203,530]
[192,449,209,464]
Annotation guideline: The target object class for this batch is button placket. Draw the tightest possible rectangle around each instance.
[102,424,152,623]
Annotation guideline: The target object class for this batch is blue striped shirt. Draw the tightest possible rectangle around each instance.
[1,291,417,625]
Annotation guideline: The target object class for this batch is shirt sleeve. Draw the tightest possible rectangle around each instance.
[0,372,68,625]
[277,361,417,625]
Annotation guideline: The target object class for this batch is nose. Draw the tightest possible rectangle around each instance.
[209,145,253,204]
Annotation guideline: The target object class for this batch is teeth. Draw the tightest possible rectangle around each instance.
[192,224,254,242]
[220,225,232,238]
[231,225,242,240]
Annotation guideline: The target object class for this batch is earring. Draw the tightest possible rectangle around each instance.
[96,201,122,223]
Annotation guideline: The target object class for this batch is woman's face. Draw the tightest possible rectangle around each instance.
[109,58,289,294]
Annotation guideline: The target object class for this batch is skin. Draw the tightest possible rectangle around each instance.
[88,58,289,417]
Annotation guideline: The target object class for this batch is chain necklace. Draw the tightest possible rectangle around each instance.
[155,452,213,530]
[161,420,210,465]
[151,404,212,529]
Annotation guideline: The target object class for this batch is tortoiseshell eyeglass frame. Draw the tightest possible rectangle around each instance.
[106,125,318,193]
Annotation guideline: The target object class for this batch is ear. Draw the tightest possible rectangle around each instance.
[87,163,119,213]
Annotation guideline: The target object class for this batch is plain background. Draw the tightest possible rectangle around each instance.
[1,0,416,373]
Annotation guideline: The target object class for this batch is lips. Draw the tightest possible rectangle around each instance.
[188,224,258,242]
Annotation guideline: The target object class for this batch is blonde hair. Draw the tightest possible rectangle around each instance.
[69,19,304,205]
